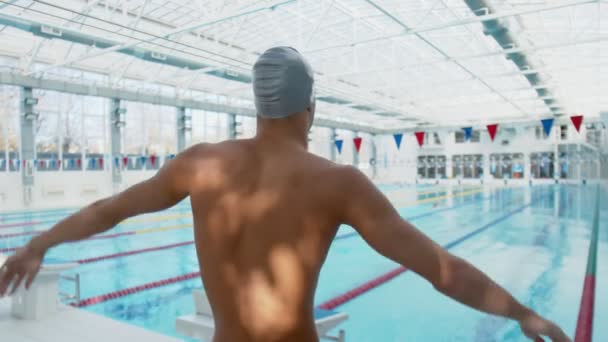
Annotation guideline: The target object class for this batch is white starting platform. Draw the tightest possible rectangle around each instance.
[176,289,348,341]
[0,255,180,342]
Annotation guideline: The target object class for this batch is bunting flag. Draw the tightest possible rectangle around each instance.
[487,124,498,141]
[76,158,82,168]
[50,159,56,169]
[463,127,473,141]
[0,159,5,170]
[541,118,554,137]
[150,155,157,167]
[23,159,27,168]
[98,157,104,169]
[168,154,176,160]
[114,157,120,168]
[91,158,97,168]
[69,159,75,168]
[9,159,13,168]
[122,156,129,168]
[334,139,343,154]
[414,132,425,147]
[570,115,584,132]
[140,155,147,165]
[57,159,62,168]
[353,137,362,153]
[35,159,40,169]
[393,133,403,150]
[15,159,20,170]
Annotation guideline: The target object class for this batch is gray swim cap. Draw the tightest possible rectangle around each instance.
[253,47,315,119]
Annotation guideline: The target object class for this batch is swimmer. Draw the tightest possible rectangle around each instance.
[0,47,569,342]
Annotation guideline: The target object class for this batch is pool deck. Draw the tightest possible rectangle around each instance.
[0,297,181,342]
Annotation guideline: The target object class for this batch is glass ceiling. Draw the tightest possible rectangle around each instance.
[0,0,605,131]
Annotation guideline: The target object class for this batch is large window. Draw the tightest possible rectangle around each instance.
[490,153,524,179]
[123,102,177,170]
[189,109,229,145]
[308,127,332,159]
[0,86,19,172]
[418,155,446,179]
[530,152,554,179]
[452,154,483,178]
[35,90,108,171]
[455,130,480,143]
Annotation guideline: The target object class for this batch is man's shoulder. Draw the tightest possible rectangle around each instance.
[181,140,250,160]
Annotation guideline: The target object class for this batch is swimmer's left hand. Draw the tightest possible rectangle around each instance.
[0,243,45,297]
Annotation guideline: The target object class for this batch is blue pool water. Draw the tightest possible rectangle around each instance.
[1,184,606,341]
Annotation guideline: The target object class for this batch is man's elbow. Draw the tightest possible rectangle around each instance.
[431,255,464,296]
[88,198,124,227]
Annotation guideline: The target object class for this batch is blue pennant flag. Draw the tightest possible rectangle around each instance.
[541,118,554,137]
[0,159,5,169]
[114,157,120,168]
[463,127,473,141]
[393,133,403,150]
[69,159,75,168]
[91,158,97,168]
[334,139,343,154]
[140,156,147,165]
[50,159,56,168]
[15,159,20,170]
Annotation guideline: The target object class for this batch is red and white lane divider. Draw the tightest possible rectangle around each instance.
[1,240,193,261]
[76,241,194,264]
[317,267,406,310]
[76,272,201,307]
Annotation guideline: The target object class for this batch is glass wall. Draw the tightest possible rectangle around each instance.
[455,130,480,143]
[418,155,446,179]
[123,102,177,170]
[452,154,483,178]
[530,152,554,179]
[34,90,108,171]
[309,127,332,159]
[189,109,230,145]
[490,153,523,179]
[0,86,20,172]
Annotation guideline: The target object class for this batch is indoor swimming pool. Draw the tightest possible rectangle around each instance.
[0,184,605,341]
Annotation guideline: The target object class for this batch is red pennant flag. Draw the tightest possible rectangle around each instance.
[98,157,104,169]
[570,115,584,132]
[57,160,62,168]
[150,155,157,166]
[353,137,362,153]
[76,159,82,168]
[123,156,129,168]
[487,124,498,141]
[414,132,425,147]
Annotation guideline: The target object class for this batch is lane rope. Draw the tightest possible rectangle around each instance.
[318,201,533,310]
[2,191,499,258]
[74,199,531,308]
[573,187,601,342]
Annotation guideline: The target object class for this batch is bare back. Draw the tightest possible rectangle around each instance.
[187,140,344,342]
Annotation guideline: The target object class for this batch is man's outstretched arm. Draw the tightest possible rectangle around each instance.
[0,149,195,296]
[339,167,570,342]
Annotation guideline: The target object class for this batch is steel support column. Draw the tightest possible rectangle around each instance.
[110,98,123,193]
[20,87,36,206]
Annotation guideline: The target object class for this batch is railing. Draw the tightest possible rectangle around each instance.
[59,273,81,306]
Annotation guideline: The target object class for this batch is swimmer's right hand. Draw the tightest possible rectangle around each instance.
[0,243,45,297]
[518,310,571,342]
